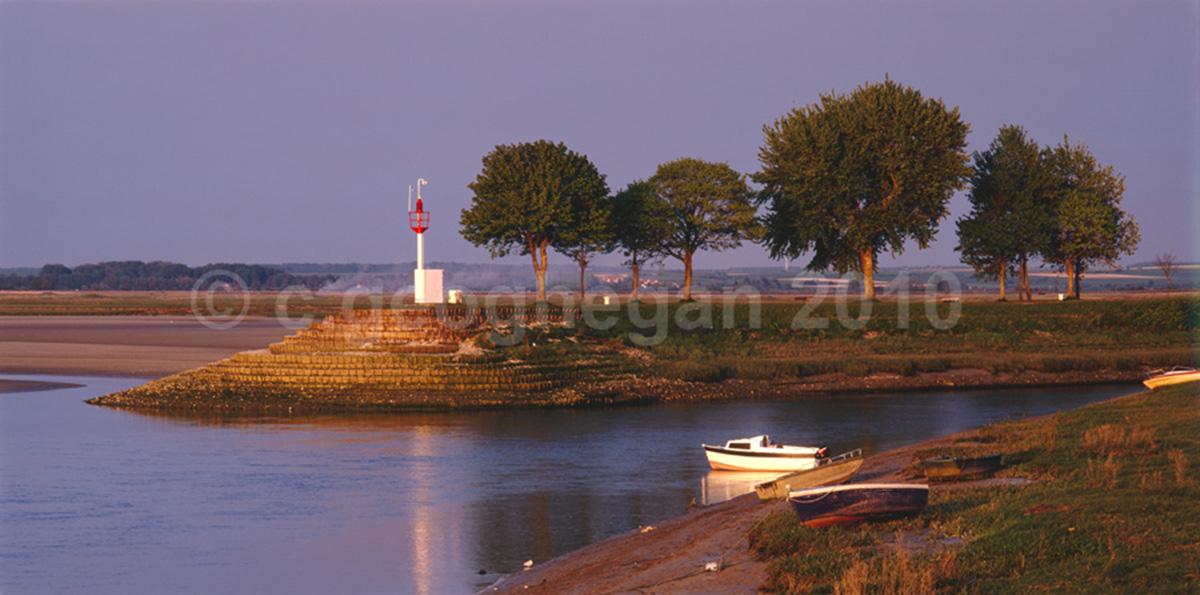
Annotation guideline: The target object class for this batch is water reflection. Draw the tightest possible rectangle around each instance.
[701,470,780,505]
[2,378,1141,594]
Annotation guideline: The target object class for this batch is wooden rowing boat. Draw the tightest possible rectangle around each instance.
[920,453,1003,481]
[754,449,864,500]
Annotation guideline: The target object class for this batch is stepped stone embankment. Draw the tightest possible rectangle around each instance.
[87,308,631,411]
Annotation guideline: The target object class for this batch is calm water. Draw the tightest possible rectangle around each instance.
[0,375,1138,594]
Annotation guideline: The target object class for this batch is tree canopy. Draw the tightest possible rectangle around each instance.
[955,125,1055,301]
[610,181,669,301]
[460,140,609,302]
[755,78,971,298]
[1044,136,1139,298]
[646,158,757,301]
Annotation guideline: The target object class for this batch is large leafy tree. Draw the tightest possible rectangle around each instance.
[460,140,609,302]
[956,125,1055,301]
[755,79,971,299]
[610,181,669,301]
[1044,136,1139,299]
[646,158,757,301]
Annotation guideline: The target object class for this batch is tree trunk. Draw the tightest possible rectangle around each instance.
[860,249,875,300]
[1073,267,1082,300]
[630,253,640,302]
[578,252,587,301]
[683,251,694,301]
[1020,258,1030,301]
[1065,258,1076,299]
[532,239,548,303]
[998,264,1007,301]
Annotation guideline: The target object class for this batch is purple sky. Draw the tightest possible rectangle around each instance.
[2,0,1196,271]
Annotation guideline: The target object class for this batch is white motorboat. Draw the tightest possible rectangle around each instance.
[701,435,828,472]
[1143,366,1200,389]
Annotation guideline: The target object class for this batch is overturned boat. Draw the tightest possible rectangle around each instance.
[787,483,929,528]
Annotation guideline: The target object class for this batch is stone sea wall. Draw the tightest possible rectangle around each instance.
[88,308,629,411]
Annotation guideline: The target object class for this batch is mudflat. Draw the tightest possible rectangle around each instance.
[0,316,297,378]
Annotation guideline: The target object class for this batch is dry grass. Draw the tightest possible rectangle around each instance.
[1082,423,1157,456]
[1168,448,1193,487]
[1085,453,1123,489]
[833,548,946,595]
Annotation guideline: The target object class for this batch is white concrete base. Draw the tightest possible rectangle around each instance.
[414,269,444,304]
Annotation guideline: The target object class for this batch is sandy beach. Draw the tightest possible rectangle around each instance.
[0,316,296,378]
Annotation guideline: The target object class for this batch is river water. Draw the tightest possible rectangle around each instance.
[0,375,1138,594]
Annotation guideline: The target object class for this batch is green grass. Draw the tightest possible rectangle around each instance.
[749,381,1200,594]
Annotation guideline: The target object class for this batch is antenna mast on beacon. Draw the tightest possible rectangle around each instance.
[408,178,443,304]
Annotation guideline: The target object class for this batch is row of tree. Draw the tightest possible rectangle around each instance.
[956,126,1139,300]
[0,261,334,291]
[459,143,757,301]
[459,78,1139,301]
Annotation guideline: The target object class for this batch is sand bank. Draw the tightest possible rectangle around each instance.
[0,379,84,394]
[0,316,296,378]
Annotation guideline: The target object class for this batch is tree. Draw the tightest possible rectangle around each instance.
[646,158,757,301]
[755,78,971,299]
[555,189,614,301]
[610,181,669,301]
[955,125,1055,301]
[1155,251,1178,293]
[1044,137,1139,299]
[460,140,609,302]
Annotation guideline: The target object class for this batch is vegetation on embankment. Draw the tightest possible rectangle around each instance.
[747,380,1200,594]
[577,296,1198,383]
[12,293,1196,404]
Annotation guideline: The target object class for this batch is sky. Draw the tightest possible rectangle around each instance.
[1,0,1197,272]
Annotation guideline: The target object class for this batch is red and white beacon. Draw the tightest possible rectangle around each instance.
[408,178,443,304]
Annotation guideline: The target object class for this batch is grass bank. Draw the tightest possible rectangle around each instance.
[747,381,1200,594]
[6,293,1196,395]
[580,297,1197,383]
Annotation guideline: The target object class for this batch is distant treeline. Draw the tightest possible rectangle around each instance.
[0,261,334,291]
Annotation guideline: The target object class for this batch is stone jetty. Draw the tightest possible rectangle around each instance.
[88,308,631,411]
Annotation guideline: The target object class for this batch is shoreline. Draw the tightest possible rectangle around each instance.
[483,418,1003,594]
[0,379,85,394]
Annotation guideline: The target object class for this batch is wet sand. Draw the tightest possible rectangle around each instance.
[0,379,84,393]
[0,316,296,378]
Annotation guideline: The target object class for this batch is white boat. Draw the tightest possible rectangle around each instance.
[702,435,828,472]
[1143,366,1200,389]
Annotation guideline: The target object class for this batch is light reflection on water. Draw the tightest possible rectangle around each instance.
[0,375,1138,594]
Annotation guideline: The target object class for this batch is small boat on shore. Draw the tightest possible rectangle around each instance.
[754,449,864,500]
[1143,366,1200,389]
[920,453,1003,482]
[702,435,828,472]
[787,483,929,528]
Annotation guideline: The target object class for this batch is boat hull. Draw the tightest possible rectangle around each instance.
[703,446,821,472]
[921,453,1002,482]
[1143,370,1200,389]
[788,484,929,528]
[755,456,864,500]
